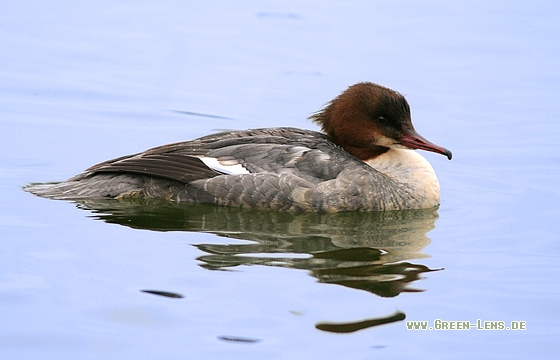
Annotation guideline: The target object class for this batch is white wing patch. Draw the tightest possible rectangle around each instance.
[198,157,250,175]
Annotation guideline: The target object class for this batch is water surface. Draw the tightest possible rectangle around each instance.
[1,1,559,359]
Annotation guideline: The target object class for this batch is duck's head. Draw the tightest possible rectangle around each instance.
[310,82,452,161]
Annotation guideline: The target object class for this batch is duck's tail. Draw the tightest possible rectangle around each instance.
[24,173,187,200]
[23,177,119,200]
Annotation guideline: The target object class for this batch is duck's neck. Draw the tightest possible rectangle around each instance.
[365,148,441,208]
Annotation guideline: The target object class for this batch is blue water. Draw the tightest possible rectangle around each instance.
[1,1,559,359]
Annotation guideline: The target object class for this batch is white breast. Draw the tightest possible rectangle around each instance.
[365,149,441,207]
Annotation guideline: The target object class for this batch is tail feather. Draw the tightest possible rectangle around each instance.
[23,174,164,200]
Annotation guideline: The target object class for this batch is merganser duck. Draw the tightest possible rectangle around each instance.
[25,82,451,212]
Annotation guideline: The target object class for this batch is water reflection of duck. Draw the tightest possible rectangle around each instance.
[25,82,451,212]
[77,200,441,298]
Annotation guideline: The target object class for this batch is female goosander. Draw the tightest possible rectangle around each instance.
[25,82,451,212]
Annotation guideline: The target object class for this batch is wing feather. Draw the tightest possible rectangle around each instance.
[90,154,225,183]
[82,128,369,184]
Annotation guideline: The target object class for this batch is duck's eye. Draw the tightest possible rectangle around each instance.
[377,116,389,124]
